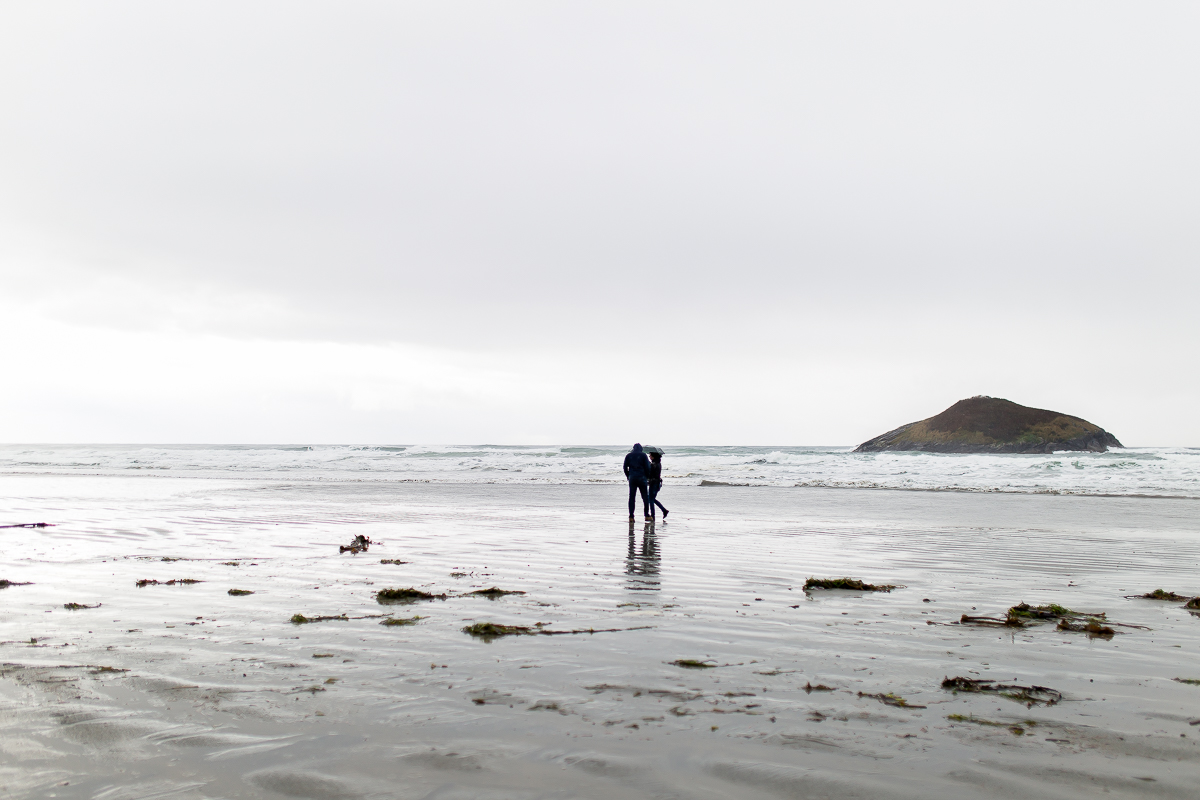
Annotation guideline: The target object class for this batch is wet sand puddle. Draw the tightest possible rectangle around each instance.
[2,478,1200,799]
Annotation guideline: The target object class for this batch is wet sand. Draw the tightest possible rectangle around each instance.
[3,476,1200,799]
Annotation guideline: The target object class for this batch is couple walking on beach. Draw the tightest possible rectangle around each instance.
[623,443,668,522]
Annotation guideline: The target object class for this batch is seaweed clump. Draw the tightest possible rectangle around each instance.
[465,587,527,598]
[462,622,646,641]
[136,579,202,587]
[1126,589,1194,601]
[1172,678,1200,686]
[376,587,447,604]
[63,602,101,610]
[381,616,423,627]
[963,602,1107,628]
[0,580,32,588]
[804,578,899,593]
[1186,598,1200,610]
[380,559,408,565]
[671,659,716,669]
[803,682,835,693]
[1055,618,1115,638]
[290,613,350,624]
[941,676,1062,707]
[462,622,535,640]
[227,589,254,596]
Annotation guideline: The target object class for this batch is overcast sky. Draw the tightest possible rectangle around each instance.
[0,2,1196,445]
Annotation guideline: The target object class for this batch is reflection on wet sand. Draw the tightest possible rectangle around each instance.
[625,521,660,592]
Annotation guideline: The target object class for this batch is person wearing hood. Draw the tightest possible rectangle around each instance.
[623,443,652,521]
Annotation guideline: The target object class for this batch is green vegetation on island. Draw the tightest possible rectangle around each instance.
[854,396,1122,454]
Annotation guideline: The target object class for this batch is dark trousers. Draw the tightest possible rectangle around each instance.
[627,479,649,517]
[649,482,667,517]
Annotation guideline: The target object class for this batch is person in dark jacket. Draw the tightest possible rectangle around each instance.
[647,451,668,520]
[623,443,652,521]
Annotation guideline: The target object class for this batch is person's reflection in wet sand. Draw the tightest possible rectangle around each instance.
[625,519,660,592]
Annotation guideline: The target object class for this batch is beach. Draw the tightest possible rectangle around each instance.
[3,448,1200,799]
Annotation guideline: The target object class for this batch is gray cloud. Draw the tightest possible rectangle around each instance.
[0,2,1195,442]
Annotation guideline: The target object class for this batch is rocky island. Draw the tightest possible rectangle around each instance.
[854,396,1123,454]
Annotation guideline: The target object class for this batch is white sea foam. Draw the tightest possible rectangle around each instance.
[0,444,1195,497]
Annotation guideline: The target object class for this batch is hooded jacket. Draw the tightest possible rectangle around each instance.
[623,443,652,483]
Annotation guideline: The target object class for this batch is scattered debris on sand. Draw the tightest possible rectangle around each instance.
[947,714,1033,735]
[380,559,408,565]
[803,577,900,593]
[136,579,202,587]
[381,616,423,626]
[671,659,716,669]
[858,691,925,708]
[803,683,835,693]
[464,587,527,598]
[1126,589,1195,601]
[227,589,254,596]
[1056,618,1116,637]
[290,613,350,624]
[63,603,101,610]
[376,587,448,603]
[340,534,373,554]
[942,676,1062,706]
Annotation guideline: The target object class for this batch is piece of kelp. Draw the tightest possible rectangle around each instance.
[290,613,350,624]
[1187,597,1200,610]
[463,622,535,639]
[960,614,1026,628]
[227,589,254,596]
[0,580,32,588]
[1171,678,1200,686]
[947,714,1033,735]
[1125,589,1194,601]
[671,659,716,669]
[858,691,926,708]
[1055,618,1116,638]
[1007,602,1105,621]
[803,683,835,693]
[136,579,202,587]
[380,559,408,565]
[464,587,527,598]
[381,616,423,626]
[63,603,101,610]
[941,676,1062,706]
[803,577,900,593]
[463,622,651,641]
[963,603,1108,628]
[376,587,448,603]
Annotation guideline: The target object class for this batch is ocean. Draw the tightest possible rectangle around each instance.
[2,445,1198,799]
[0,443,1196,496]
